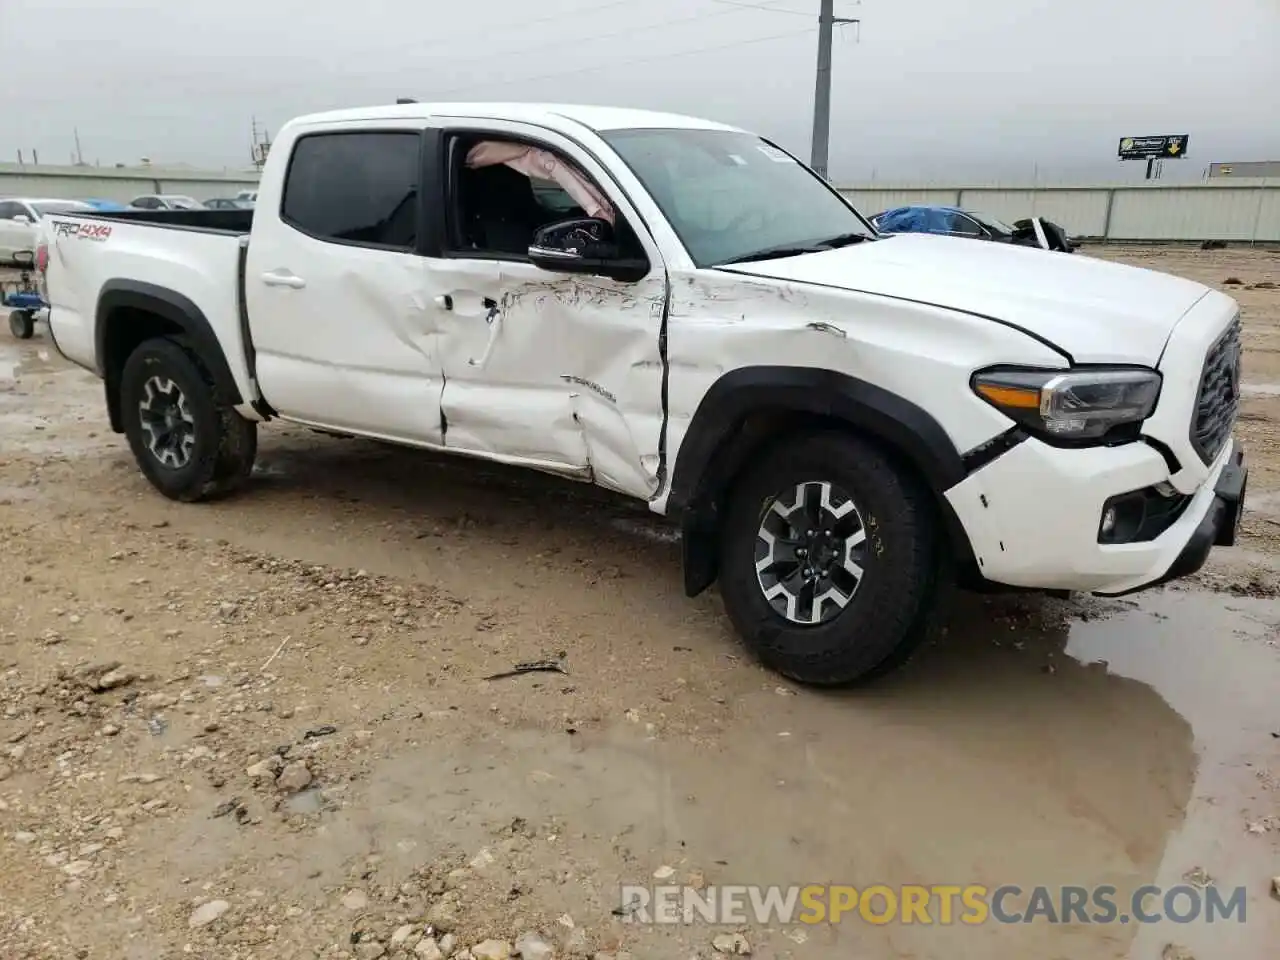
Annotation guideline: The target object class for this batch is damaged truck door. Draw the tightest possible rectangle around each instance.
[428,120,668,499]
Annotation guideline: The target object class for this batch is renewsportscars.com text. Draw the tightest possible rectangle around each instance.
[617,883,1248,926]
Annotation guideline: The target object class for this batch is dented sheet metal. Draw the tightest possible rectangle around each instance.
[652,264,1071,515]
[430,259,667,499]
[245,241,444,444]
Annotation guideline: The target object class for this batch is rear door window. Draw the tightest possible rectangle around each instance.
[281,131,422,250]
[948,212,984,237]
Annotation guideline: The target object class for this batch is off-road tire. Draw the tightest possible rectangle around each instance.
[9,309,34,340]
[120,336,257,502]
[718,431,941,686]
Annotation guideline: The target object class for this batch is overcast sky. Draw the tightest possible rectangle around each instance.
[1,0,1276,183]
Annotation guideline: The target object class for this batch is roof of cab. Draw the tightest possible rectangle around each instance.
[288,102,745,135]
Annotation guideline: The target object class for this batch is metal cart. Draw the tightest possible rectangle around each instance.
[3,251,45,340]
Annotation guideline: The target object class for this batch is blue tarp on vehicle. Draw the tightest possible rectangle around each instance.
[874,206,964,234]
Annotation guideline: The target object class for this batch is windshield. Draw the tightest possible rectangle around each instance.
[31,200,91,217]
[601,128,875,267]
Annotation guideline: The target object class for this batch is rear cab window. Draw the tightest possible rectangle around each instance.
[948,212,984,237]
[281,131,422,250]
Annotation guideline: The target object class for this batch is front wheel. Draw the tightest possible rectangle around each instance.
[718,431,942,686]
[120,337,257,502]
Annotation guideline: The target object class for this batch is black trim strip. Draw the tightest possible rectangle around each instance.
[96,279,243,403]
[54,209,249,238]
[1141,436,1181,474]
[656,273,672,491]
[714,266,1075,365]
[666,365,978,597]
[418,128,445,259]
[755,133,880,235]
[235,241,275,419]
[666,365,967,515]
[961,427,1028,474]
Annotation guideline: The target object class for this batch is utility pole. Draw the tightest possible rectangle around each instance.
[810,0,859,179]
[250,117,272,170]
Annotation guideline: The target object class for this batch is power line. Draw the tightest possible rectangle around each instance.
[250,1,769,74]
[423,3,775,69]
[712,0,812,16]
[33,2,797,103]
[17,0,664,98]
[429,26,815,97]
[362,0,641,57]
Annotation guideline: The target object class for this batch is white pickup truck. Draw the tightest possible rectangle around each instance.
[37,102,1247,685]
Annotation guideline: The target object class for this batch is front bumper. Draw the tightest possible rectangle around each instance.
[1095,441,1246,596]
[944,435,1247,595]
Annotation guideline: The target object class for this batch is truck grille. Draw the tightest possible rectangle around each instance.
[1190,316,1242,464]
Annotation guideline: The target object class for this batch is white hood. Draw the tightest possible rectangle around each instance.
[720,233,1211,364]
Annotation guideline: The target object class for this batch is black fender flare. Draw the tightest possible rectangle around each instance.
[96,280,242,430]
[665,366,974,596]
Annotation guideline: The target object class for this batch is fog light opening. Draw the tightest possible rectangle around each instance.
[1101,506,1118,537]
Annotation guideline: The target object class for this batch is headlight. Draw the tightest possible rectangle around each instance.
[971,367,1161,442]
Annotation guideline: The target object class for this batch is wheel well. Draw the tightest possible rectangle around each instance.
[677,408,980,597]
[100,307,185,433]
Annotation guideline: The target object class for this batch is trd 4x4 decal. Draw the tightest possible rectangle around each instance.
[51,220,113,241]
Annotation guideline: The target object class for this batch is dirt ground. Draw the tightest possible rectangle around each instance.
[1,246,1278,960]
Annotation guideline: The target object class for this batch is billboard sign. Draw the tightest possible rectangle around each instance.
[1118,135,1189,160]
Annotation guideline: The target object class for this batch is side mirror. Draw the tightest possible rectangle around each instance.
[12,214,32,225]
[12,250,34,267]
[528,217,648,283]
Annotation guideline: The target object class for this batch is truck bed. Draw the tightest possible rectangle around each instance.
[71,207,254,234]
[42,207,257,408]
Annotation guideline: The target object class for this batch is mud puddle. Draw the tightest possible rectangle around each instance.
[0,337,117,456]
[118,583,1274,960]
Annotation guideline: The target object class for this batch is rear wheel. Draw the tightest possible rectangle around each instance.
[8,310,34,340]
[120,337,256,502]
[718,431,941,686]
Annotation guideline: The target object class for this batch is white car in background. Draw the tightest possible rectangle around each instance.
[129,195,204,211]
[0,197,94,263]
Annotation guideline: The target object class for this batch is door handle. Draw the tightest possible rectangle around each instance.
[262,271,306,289]
[434,294,453,310]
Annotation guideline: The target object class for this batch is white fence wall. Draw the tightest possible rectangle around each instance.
[0,162,260,203]
[837,180,1280,242]
[5,162,1276,242]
